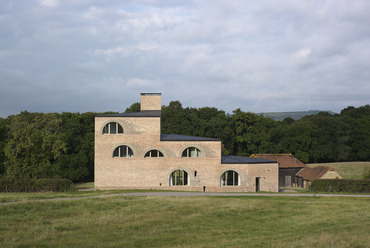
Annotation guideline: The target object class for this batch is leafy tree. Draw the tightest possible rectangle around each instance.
[125,102,141,113]
[0,117,8,176]
[271,118,316,163]
[340,105,370,161]
[54,112,95,182]
[232,109,277,156]
[4,112,67,179]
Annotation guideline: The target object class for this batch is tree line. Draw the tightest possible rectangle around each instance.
[0,103,369,183]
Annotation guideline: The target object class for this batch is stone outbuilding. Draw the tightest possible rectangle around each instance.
[296,166,343,188]
[250,154,307,188]
[94,93,279,192]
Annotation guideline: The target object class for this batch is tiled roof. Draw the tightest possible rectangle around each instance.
[250,154,307,168]
[296,166,332,181]
[221,155,277,164]
[96,110,161,118]
[161,134,220,141]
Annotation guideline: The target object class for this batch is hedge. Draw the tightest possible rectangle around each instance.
[0,178,75,192]
[310,179,370,193]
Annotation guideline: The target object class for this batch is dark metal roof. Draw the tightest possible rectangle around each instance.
[96,110,161,118]
[221,155,277,164]
[140,93,161,95]
[161,134,220,141]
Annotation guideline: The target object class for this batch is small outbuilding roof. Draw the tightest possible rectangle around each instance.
[161,134,220,142]
[96,110,161,118]
[221,155,277,164]
[296,166,335,181]
[250,154,307,168]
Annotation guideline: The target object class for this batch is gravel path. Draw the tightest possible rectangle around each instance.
[1,191,369,206]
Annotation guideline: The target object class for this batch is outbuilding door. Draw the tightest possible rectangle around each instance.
[285,176,292,187]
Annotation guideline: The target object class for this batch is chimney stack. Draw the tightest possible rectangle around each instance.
[140,93,162,111]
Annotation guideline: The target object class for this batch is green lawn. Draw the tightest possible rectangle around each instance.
[1,194,369,247]
[307,161,370,179]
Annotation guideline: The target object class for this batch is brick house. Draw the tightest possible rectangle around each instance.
[94,93,279,192]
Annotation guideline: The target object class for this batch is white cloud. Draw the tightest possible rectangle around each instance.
[39,0,59,7]
[127,78,160,88]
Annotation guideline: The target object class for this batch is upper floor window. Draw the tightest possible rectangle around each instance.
[113,145,133,157]
[103,122,123,134]
[182,147,201,158]
[145,150,164,158]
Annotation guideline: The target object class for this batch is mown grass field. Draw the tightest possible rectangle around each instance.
[1,193,369,247]
[307,161,370,179]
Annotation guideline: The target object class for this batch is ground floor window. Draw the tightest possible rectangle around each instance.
[221,170,239,186]
[170,170,188,186]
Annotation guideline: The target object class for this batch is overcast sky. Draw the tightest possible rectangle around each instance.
[1,0,370,117]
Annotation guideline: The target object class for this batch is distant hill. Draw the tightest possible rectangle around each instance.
[259,110,336,121]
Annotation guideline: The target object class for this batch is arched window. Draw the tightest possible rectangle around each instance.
[145,150,164,158]
[221,170,239,186]
[182,147,201,158]
[170,170,188,186]
[103,122,123,134]
[113,145,133,157]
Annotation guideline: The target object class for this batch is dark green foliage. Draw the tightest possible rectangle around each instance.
[55,112,96,182]
[310,179,370,193]
[125,102,141,113]
[0,102,369,183]
[4,112,67,179]
[161,102,234,153]
[0,117,8,175]
[0,178,74,192]
[261,110,336,121]
[232,109,278,156]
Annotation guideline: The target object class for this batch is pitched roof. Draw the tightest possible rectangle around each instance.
[296,166,332,181]
[250,154,307,168]
[221,155,277,164]
[96,110,161,118]
[161,134,220,142]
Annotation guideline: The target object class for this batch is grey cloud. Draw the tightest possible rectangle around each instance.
[0,0,369,117]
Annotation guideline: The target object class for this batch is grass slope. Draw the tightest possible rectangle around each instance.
[307,161,370,179]
[1,194,369,247]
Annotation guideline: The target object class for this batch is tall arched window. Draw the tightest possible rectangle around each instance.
[145,150,164,158]
[113,145,133,157]
[103,122,123,134]
[221,170,239,186]
[170,170,188,186]
[182,147,201,158]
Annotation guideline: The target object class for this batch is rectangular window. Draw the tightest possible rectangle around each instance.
[110,123,116,134]
[120,146,127,157]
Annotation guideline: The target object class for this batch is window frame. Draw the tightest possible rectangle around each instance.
[113,145,134,158]
[102,122,124,134]
[144,150,164,158]
[220,170,240,186]
[170,169,189,186]
[181,147,202,158]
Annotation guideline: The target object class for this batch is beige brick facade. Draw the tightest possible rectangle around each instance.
[95,93,279,192]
